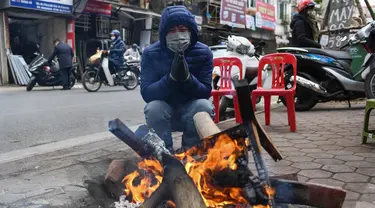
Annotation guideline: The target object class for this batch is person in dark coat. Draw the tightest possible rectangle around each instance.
[109,30,125,73]
[290,0,321,48]
[137,6,214,152]
[48,39,74,90]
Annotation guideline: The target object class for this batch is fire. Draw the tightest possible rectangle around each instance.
[122,134,274,207]
[253,186,275,208]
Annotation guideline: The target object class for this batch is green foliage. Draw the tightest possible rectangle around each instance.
[315,0,322,4]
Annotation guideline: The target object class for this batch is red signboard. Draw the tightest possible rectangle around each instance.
[83,0,112,16]
[220,0,247,28]
[255,0,275,31]
[66,20,75,61]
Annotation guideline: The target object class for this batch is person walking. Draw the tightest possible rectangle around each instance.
[47,39,74,90]
[290,0,322,48]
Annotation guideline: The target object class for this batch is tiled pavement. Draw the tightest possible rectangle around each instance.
[249,101,375,208]
[0,101,374,208]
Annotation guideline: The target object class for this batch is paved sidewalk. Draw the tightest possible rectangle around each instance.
[0,101,374,208]
[253,101,375,208]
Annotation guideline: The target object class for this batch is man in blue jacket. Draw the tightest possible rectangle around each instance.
[48,39,74,90]
[109,30,125,73]
[140,6,214,151]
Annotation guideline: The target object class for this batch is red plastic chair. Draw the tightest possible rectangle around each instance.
[211,57,243,123]
[251,53,297,132]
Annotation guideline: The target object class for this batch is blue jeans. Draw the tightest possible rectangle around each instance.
[144,99,214,150]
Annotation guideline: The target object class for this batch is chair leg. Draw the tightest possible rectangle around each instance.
[264,96,271,126]
[233,95,242,123]
[252,94,257,112]
[213,95,220,123]
[363,107,371,144]
[286,94,296,132]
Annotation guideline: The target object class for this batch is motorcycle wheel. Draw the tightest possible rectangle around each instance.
[69,75,76,88]
[26,76,37,91]
[82,70,102,92]
[280,72,317,111]
[218,97,232,121]
[124,71,139,90]
[365,69,375,99]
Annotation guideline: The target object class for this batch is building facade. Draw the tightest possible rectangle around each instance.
[0,0,74,85]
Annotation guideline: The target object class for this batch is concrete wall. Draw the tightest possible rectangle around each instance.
[139,17,152,50]
[0,12,8,85]
[37,18,67,57]
[0,0,10,9]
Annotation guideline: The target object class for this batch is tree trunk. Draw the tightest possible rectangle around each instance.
[355,0,367,25]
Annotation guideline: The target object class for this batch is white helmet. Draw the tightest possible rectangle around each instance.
[227,35,254,55]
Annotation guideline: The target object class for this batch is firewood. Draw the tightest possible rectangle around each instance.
[161,153,206,208]
[109,119,206,208]
[193,112,221,138]
[139,154,207,208]
[270,179,346,208]
[139,182,168,208]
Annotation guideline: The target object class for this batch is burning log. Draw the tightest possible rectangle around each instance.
[193,96,347,207]
[108,101,346,207]
[109,119,206,208]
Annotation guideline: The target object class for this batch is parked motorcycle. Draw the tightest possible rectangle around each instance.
[359,22,375,98]
[82,50,139,92]
[211,35,268,120]
[26,52,77,91]
[276,21,375,111]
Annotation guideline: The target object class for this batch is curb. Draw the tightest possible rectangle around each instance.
[0,84,83,92]
[0,100,282,164]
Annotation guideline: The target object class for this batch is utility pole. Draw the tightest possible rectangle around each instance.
[319,0,330,31]
[355,0,368,25]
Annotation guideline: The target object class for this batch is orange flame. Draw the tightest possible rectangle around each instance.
[123,133,274,207]
[253,186,275,208]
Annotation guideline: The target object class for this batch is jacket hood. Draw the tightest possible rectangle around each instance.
[159,6,198,50]
[290,14,305,29]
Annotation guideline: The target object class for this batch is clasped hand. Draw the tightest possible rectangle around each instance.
[169,50,190,82]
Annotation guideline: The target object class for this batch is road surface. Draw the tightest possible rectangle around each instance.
[0,86,145,153]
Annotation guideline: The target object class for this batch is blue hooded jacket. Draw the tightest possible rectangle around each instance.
[109,37,125,66]
[140,6,213,106]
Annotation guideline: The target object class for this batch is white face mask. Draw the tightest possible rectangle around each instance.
[111,36,116,41]
[166,31,191,52]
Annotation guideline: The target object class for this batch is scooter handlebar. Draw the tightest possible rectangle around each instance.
[340,42,350,50]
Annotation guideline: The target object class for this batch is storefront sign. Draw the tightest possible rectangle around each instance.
[83,0,112,16]
[327,0,354,31]
[220,0,247,28]
[9,0,73,14]
[194,15,203,25]
[255,0,275,31]
[245,15,256,31]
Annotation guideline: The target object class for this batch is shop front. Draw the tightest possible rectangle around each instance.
[73,0,160,74]
[0,0,74,85]
[241,0,276,54]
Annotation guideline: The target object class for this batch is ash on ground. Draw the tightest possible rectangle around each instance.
[114,195,141,208]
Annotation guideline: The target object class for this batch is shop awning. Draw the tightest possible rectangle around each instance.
[94,0,161,20]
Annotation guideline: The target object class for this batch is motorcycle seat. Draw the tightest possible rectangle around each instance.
[303,48,352,60]
[50,66,60,73]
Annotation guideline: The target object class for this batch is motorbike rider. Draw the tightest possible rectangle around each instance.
[124,43,140,61]
[109,30,125,74]
[290,0,322,48]
[47,39,74,90]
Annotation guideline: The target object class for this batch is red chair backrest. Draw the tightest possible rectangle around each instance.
[257,53,297,90]
[213,57,243,90]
